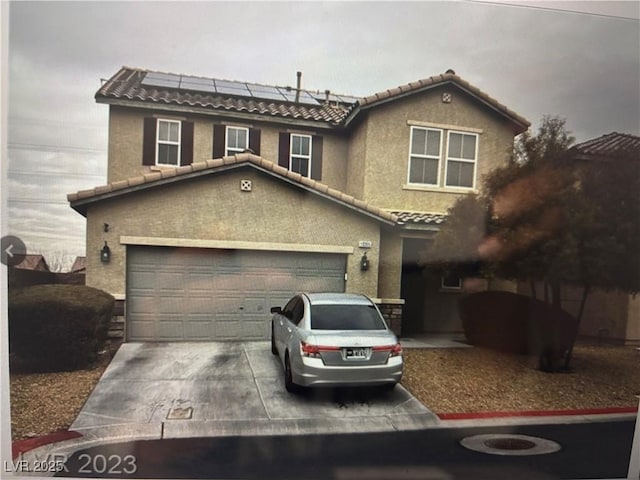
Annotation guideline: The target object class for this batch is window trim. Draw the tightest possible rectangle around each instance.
[441,273,463,291]
[156,119,181,166]
[407,126,443,187]
[444,130,478,190]
[289,133,313,178]
[225,125,250,156]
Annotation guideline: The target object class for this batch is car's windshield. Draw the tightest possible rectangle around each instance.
[310,304,387,330]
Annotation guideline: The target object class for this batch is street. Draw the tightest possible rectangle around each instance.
[57,419,636,480]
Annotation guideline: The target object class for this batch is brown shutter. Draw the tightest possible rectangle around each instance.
[180,121,194,166]
[278,132,290,169]
[142,117,157,165]
[311,136,323,180]
[249,128,261,155]
[213,124,226,158]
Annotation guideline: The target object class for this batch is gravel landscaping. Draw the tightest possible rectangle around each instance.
[403,342,640,414]
[9,341,640,441]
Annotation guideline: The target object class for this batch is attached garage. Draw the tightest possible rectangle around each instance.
[126,246,346,341]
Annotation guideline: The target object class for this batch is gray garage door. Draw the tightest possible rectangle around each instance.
[126,246,346,341]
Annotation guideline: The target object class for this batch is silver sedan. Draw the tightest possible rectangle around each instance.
[270,293,403,392]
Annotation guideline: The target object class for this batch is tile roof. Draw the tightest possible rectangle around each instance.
[355,72,530,134]
[570,132,640,160]
[68,153,398,225]
[390,211,447,226]
[96,67,355,126]
[96,67,529,132]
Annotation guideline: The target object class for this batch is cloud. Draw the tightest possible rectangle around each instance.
[6,0,639,262]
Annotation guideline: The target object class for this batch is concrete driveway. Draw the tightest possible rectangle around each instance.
[71,342,438,439]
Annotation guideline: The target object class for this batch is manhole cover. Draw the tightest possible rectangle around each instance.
[484,438,537,450]
[460,434,561,456]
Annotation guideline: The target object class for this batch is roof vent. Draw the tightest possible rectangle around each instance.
[445,69,456,75]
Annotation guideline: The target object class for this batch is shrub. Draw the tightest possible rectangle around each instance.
[9,284,114,372]
[459,291,579,370]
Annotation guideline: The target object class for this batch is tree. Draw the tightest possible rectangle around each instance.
[424,116,640,370]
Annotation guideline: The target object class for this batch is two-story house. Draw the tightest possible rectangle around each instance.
[68,66,529,342]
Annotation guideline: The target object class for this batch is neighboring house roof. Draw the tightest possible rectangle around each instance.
[70,256,86,273]
[569,132,640,161]
[96,66,530,133]
[67,153,397,226]
[13,254,51,272]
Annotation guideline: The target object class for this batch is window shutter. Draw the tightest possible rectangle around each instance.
[311,136,323,180]
[213,124,226,158]
[180,121,194,166]
[249,128,261,155]
[142,118,157,166]
[278,132,290,169]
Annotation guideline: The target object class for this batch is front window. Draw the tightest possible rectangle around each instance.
[310,304,387,330]
[442,272,462,290]
[290,134,312,177]
[226,126,249,156]
[156,119,181,166]
[446,131,477,188]
[408,127,442,185]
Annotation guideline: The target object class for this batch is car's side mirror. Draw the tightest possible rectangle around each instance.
[270,306,282,314]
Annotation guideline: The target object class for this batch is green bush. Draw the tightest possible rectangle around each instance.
[9,284,114,372]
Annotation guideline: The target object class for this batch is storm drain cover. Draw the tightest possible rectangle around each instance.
[167,407,193,420]
[460,434,561,456]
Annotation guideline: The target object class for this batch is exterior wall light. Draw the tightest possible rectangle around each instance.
[360,252,370,272]
[100,241,111,263]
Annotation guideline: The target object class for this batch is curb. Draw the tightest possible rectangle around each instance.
[437,406,638,420]
[12,431,83,459]
[12,406,638,458]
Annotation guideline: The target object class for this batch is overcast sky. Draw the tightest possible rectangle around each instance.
[4,1,639,269]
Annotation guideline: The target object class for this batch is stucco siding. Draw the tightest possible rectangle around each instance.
[360,86,514,212]
[345,120,368,199]
[378,230,402,299]
[107,106,214,183]
[85,169,381,298]
[107,107,351,192]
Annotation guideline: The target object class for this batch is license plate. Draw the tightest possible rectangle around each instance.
[345,347,368,359]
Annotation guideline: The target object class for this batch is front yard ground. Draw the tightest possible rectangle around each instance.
[9,341,640,441]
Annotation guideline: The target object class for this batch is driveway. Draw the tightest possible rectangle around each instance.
[70,342,438,439]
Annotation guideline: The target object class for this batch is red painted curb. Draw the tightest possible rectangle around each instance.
[12,431,83,458]
[438,406,638,420]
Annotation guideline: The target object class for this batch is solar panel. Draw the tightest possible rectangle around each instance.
[140,71,354,105]
[215,79,249,90]
[180,75,214,85]
[248,90,287,102]
[247,84,281,94]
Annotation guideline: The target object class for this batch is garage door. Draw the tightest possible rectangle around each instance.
[126,246,346,341]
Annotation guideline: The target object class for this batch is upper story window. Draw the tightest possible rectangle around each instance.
[157,119,181,166]
[278,132,323,181]
[406,125,479,190]
[408,127,442,186]
[213,125,261,158]
[143,117,194,167]
[225,126,249,156]
[445,131,477,189]
[290,134,312,177]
